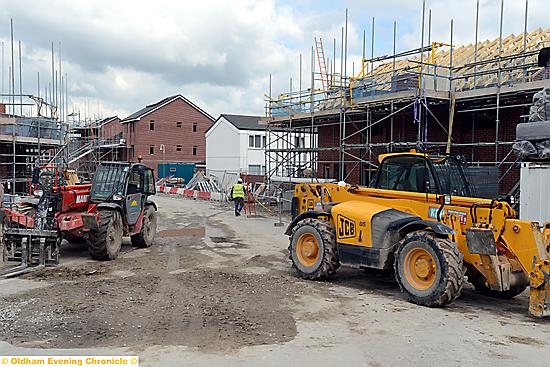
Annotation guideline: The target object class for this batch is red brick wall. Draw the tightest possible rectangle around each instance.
[124,97,213,175]
[100,117,123,140]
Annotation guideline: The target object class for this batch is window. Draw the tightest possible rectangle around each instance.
[294,136,305,148]
[193,123,197,132]
[249,134,265,148]
[130,145,135,158]
[149,145,155,155]
[130,122,135,134]
[127,171,142,193]
[144,169,155,194]
[248,165,262,175]
[192,145,197,156]
[176,145,182,152]
[90,164,128,201]
[176,121,182,128]
[149,120,155,131]
[374,156,435,193]
[431,157,472,196]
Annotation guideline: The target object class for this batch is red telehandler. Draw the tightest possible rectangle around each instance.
[1,162,158,277]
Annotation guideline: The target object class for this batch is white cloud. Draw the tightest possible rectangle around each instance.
[0,0,547,121]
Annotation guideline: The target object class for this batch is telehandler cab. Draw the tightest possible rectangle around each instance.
[286,152,550,317]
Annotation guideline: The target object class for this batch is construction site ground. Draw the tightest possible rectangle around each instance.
[0,194,549,366]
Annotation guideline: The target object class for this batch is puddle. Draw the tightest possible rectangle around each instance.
[158,227,206,238]
[158,223,228,240]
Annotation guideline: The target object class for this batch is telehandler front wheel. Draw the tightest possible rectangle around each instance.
[289,218,340,280]
[88,210,123,261]
[395,230,464,307]
[131,205,157,248]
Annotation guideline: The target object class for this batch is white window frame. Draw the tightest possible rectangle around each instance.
[248,164,262,175]
[249,134,265,149]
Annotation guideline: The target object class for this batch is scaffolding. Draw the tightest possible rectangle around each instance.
[67,116,127,180]
[263,2,550,199]
[0,95,125,193]
[0,95,67,194]
[0,19,73,194]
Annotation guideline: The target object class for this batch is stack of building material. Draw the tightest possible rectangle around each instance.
[513,87,550,160]
[185,171,222,193]
[207,170,239,195]
[156,176,168,185]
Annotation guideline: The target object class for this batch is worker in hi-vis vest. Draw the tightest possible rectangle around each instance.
[230,178,246,216]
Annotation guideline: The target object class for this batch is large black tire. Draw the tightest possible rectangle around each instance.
[288,218,340,280]
[469,271,528,299]
[395,230,464,307]
[88,210,123,260]
[131,205,157,248]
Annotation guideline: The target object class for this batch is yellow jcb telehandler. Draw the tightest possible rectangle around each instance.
[285,152,550,317]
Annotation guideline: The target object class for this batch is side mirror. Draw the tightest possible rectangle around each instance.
[438,194,451,205]
[113,193,124,201]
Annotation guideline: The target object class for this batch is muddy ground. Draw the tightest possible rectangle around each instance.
[0,195,549,366]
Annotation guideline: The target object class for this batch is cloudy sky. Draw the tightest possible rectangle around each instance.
[0,0,547,121]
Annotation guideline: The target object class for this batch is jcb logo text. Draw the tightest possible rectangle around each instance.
[337,215,356,239]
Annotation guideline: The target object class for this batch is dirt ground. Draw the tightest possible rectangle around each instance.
[1,195,550,366]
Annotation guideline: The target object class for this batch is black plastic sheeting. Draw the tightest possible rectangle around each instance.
[514,87,550,161]
[516,120,550,140]
[538,47,550,67]
[528,87,550,122]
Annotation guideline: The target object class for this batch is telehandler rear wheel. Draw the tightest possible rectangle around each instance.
[395,230,464,307]
[88,210,123,260]
[131,205,157,248]
[289,218,339,280]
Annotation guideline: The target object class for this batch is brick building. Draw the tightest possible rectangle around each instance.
[98,116,126,162]
[120,95,214,176]
[99,116,124,144]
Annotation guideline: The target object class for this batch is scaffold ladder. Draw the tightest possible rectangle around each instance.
[314,37,330,91]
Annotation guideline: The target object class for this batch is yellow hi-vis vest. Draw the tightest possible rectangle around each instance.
[232,183,245,198]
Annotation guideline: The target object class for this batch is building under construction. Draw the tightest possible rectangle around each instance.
[0,96,126,194]
[263,9,550,198]
[0,96,66,194]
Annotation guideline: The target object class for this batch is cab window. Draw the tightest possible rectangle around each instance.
[127,171,142,194]
[143,169,156,194]
[374,156,436,193]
